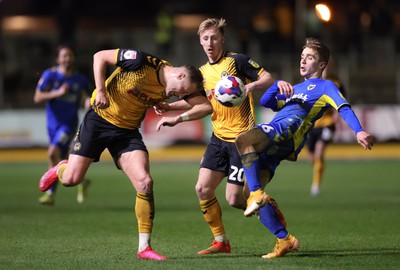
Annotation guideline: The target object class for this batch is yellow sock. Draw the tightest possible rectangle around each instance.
[312,159,324,187]
[199,197,225,237]
[56,164,67,182]
[136,192,155,233]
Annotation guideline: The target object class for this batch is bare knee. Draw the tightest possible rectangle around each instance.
[61,177,82,187]
[60,168,85,187]
[134,174,153,193]
[226,194,246,209]
[196,169,224,200]
[229,202,246,210]
[195,182,212,198]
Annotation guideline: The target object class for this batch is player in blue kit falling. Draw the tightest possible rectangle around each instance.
[34,44,92,205]
[234,37,374,259]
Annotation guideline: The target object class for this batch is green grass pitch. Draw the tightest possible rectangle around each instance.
[0,159,399,269]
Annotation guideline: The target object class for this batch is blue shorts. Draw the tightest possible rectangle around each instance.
[255,123,299,179]
[48,124,77,158]
[70,109,148,168]
[200,133,245,186]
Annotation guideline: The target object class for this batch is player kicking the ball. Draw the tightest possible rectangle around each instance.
[235,37,373,258]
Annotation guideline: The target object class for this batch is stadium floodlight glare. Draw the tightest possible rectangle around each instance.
[315,4,331,22]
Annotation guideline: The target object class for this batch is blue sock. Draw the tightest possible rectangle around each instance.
[258,204,288,239]
[241,152,262,191]
[49,180,58,193]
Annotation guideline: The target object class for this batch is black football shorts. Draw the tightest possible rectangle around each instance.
[200,133,245,186]
[70,109,148,168]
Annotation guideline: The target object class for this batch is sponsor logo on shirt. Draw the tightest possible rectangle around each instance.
[123,50,137,60]
[286,93,309,103]
[127,87,161,106]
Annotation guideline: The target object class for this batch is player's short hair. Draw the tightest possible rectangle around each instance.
[304,37,330,64]
[197,18,226,36]
[56,44,77,57]
[184,65,204,92]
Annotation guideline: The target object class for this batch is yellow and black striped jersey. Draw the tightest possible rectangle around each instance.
[91,49,170,130]
[200,51,264,142]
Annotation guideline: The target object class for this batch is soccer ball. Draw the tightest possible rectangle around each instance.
[214,76,246,107]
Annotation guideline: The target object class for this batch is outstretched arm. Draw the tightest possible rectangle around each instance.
[156,92,212,131]
[338,105,373,150]
[244,70,275,95]
[356,131,374,150]
[153,99,192,116]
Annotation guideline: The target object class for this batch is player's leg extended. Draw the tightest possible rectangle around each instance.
[258,171,288,236]
[256,168,287,237]
[38,154,91,192]
[258,168,299,258]
[196,168,231,255]
[235,128,270,216]
[235,128,269,191]
[119,150,167,261]
[59,155,92,186]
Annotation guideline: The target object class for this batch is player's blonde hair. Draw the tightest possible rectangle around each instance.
[197,18,226,36]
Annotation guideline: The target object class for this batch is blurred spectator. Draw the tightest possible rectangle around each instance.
[34,44,92,205]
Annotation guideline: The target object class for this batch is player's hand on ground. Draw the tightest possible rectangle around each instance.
[356,131,374,150]
[277,80,294,98]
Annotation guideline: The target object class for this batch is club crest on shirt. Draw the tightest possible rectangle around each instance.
[73,142,81,151]
[307,84,316,90]
[123,50,137,60]
[248,59,260,68]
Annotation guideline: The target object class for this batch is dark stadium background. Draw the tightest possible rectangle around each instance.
[1,0,399,146]
[1,0,399,106]
[0,3,399,268]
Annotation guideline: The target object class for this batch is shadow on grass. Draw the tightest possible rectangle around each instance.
[297,248,400,257]
[167,248,400,261]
